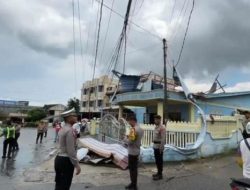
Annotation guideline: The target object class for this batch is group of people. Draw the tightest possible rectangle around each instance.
[54,108,166,190]
[123,114,166,190]
[0,120,21,159]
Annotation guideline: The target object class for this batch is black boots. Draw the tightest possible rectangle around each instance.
[152,173,163,180]
[125,184,138,190]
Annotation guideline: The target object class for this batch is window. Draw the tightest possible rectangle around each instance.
[82,102,86,107]
[89,101,94,107]
[98,100,103,107]
[90,87,94,93]
[83,88,88,95]
[98,85,104,92]
[168,112,182,122]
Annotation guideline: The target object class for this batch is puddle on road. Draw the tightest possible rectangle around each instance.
[0,128,57,179]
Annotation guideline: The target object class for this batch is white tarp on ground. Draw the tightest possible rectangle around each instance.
[78,137,128,169]
[77,148,89,161]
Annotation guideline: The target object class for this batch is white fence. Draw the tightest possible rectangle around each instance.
[140,122,200,148]
[94,115,242,148]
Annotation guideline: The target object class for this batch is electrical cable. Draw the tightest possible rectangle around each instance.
[72,0,77,95]
[175,0,195,67]
[95,0,162,41]
[77,0,84,82]
[99,0,115,65]
[92,0,104,80]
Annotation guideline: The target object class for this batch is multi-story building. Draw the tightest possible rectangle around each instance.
[80,75,118,118]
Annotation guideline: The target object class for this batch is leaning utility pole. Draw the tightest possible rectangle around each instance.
[163,39,168,125]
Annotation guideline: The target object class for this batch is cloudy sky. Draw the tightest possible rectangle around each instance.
[0,0,250,106]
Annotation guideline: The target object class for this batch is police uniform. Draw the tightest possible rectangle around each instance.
[153,121,166,179]
[36,121,44,144]
[14,124,21,150]
[124,123,144,190]
[54,109,79,190]
[1,125,15,159]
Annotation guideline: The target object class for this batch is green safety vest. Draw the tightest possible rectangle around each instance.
[6,126,15,139]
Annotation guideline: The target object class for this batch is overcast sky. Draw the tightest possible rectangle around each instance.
[0,0,250,106]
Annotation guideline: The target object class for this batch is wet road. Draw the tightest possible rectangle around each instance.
[0,128,244,190]
[0,128,56,178]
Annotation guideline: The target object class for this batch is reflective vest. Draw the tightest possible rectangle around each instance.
[6,126,15,139]
[128,127,136,141]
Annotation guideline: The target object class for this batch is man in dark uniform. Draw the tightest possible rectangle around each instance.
[1,120,15,159]
[152,115,166,180]
[124,115,144,190]
[54,108,81,190]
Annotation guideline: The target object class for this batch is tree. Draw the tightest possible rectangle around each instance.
[27,108,46,122]
[67,97,80,114]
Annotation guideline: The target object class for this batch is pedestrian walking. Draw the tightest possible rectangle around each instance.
[36,121,44,144]
[124,115,144,190]
[54,108,81,190]
[72,117,81,138]
[13,122,22,150]
[1,120,15,159]
[80,119,88,134]
[152,115,166,180]
[54,121,62,143]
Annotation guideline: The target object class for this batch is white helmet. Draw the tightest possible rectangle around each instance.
[246,122,250,134]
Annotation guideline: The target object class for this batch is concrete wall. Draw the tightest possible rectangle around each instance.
[195,102,235,120]
[140,131,242,163]
[206,94,250,110]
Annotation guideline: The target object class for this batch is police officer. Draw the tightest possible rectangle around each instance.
[13,122,21,150]
[124,115,144,190]
[1,120,15,159]
[238,121,250,178]
[54,108,81,190]
[152,115,166,180]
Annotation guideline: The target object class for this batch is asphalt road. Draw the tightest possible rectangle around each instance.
[0,128,243,190]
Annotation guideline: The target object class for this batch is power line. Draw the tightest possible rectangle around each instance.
[169,0,189,41]
[77,0,84,82]
[94,0,162,41]
[72,0,77,95]
[169,0,176,24]
[176,0,195,67]
[92,0,104,80]
[99,0,115,65]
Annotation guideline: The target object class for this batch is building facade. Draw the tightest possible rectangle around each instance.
[0,100,34,122]
[44,104,66,122]
[80,75,118,118]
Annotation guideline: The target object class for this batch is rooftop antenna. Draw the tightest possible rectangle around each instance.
[206,74,226,94]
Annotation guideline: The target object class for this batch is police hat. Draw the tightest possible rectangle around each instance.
[61,108,77,118]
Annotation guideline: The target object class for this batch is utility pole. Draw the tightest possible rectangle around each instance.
[163,38,168,125]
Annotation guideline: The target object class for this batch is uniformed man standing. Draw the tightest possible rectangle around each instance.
[54,108,81,190]
[152,115,166,180]
[13,122,21,150]
[1,120,15,159]
[124,115,144,190]
[36,121,45,144]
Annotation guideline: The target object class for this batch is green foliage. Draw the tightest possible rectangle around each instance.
[27,108,46,122]
[67,97,80,114]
